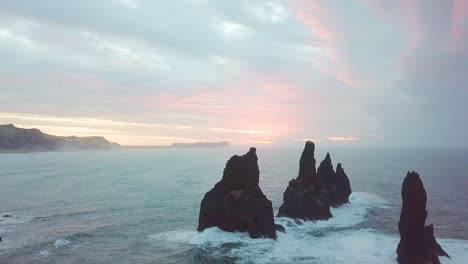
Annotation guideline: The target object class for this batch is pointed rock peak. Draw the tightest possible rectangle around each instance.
[300,141,315,159]
[336,163,343,171]
[222,148,260,188]
[397,171,449,263]
[305,140,315,149]
[297,141,317,184]
[246,147,257,160]
[402,171,426,199]
[197,147,278,239]
[406,171,420,181]
[319,152,332,167]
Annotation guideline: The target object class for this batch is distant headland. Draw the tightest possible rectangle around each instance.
[171,141,230,148]
[0,124,120,152]
[0,124,231,152]
[125,141,230,149]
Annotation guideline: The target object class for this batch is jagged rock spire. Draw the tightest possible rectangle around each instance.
[317,152,336,187]
[297,141,317,185]
[221,147,259,188]
[198,147,280,239]
[396,171,450,264]
[331,163,352,206]
[277,142,333,220]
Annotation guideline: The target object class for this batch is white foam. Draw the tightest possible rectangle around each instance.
[38,250,50,257]
[0,214,33,225]
[54,238,70,248]
[148,230,198,244]
[148,192,468,263]
[190,227,273,246]
[192,228,468,264]
[349,191,388,208]
[275,191,388,230]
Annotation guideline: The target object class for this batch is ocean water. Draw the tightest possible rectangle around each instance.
[1,147,468,263]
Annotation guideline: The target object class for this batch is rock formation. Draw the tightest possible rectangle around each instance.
[317,154,352,207]
[197,147,280,239]
[331,163,352,206]
[277,141,352,221]
[396,171,450,264]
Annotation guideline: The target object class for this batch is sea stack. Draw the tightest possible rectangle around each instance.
[317,154,352,207]
[278,142,331,220]
[197,147,280,239]
[396,171,450,264]
[332,163,352,206]
[278,141,352,221]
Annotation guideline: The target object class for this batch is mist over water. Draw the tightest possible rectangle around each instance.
[1,147,468,263]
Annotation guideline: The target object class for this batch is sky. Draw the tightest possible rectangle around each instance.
[0,0,467,147]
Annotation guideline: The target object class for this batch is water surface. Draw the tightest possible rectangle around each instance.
[1,147,467,263]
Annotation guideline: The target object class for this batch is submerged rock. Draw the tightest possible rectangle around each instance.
[396,171,450,264]
[197,147,279,239]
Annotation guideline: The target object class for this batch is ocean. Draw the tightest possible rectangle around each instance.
[1,147,468,263]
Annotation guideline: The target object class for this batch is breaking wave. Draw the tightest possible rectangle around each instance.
[149,192,468,263]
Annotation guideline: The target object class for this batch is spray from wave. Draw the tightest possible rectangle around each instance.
[149,192,468,264]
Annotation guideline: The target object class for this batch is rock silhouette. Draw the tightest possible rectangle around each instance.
[316,153,352,207]
[396,171,450,264]
[278,141,352,221]
[197,147,279,239]
[0,124,119,152]
[331,163,352,206]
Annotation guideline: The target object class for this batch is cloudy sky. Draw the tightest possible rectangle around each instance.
[0,0,466,147]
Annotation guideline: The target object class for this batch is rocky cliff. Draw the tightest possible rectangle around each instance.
[278,141,352,221]
[0,124,119,152]
[396,171,450,264]
[197,147,281,239]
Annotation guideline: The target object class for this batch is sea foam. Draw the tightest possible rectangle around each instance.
[54,238,71,249]
[149,192,468,263]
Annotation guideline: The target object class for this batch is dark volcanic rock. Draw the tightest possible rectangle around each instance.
[317,153,352,207]
[396,171,450,264]
[197,148,279,239]
[296,141,318,185]
[317,152,335,187]
[329,163,352,206]
[277,178,332,220]
[277,142,332,220]
[275,224,286,233]
[278,142,353,220]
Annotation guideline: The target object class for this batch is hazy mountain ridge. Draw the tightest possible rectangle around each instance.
[123,141,230,149]
[170,141,230,148]
[0,124,120,152]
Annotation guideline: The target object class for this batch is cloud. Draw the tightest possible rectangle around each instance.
[0,0,465,147]
[326,136,357,141]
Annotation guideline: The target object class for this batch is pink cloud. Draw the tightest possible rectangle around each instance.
[318,65,357,88]
[116,75,323,141]
[288,0,360,88]
[327,136,358,141]
[294,9,336,42]
[451,0,467,52]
